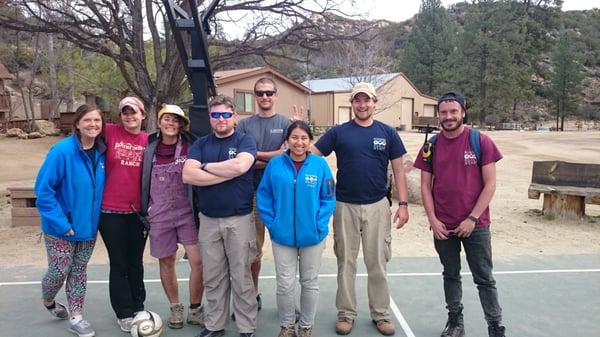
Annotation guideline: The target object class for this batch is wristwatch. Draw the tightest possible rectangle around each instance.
[467,215,479,223]
[398,201,408,207]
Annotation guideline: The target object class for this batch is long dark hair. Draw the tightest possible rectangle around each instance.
[285,120,313,140]
[72,104,104,138]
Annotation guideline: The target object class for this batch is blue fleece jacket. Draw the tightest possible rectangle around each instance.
[34,135,106,241]
[257,152,335,248]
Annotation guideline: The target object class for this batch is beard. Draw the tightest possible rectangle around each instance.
[441,117,464,132]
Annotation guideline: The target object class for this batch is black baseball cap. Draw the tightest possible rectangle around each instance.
[438,91,466,111]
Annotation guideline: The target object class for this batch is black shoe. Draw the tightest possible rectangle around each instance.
[240,333,255,337]
[196,328,225,337]
[257,293,262,311]
[488,322,506,337]
[231,312,236,321]
[441,312,465,337]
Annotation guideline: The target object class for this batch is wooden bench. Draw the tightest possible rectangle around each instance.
[7,186,40,227]
[528,161,600,218]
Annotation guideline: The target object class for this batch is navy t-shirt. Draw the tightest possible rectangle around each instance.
[314,120,407,204]
[188,131,257,217]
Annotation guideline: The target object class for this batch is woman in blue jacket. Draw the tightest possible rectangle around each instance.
[257,120,335,337]
[35,104,106,337]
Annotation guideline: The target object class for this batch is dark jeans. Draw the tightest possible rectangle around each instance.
[99,212,147,318]
[434,227,502,324]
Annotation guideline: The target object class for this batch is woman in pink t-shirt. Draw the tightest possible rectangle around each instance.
[98,96,149,332]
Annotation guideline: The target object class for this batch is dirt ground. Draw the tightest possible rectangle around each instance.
[0,129,599,268]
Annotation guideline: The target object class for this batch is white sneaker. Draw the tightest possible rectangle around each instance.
[68,319,96,337]
[117,317,133,332]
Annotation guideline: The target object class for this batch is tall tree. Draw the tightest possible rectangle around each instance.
[549,29,583,131]
[453,0,524,125]
[398,0,456,96]
[0,0,370,130]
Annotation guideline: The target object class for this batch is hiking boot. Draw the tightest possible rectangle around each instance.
[335,317,354,335]
[187,305,205,327]
[45,301,69,319]
[441,312,465,337]
[298,326,313,337]
[373,319,396,336]
[257,293,262,311]
[195,328,225,337]
[68,319,95,337]
[488,322,506,337]
[278,325,297,337]
[168,303,184,329]
[116,317,133,332]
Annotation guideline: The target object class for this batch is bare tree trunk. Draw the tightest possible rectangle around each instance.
[48,33,59,120]
[66,41,74,112]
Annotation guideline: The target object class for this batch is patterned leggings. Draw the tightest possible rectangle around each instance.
[41,234,96,313]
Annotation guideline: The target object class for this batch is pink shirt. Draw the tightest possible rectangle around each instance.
[101,123,148,212]
[414,128,502,229]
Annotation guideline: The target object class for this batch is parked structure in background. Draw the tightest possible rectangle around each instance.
[214,67,310,120]
[303,73,437,129]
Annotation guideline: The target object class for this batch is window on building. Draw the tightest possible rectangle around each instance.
[235,90,254,114]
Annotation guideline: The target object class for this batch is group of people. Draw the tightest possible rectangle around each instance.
[34,78,507,337]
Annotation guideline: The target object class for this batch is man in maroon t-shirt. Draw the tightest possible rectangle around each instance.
[414,92,507,337]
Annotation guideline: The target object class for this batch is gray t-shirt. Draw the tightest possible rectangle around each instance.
[237,113,290,188]
[237,113,290,152]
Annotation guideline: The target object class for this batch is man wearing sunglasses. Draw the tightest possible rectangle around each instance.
[183,95,258,337]
[236,77,294,310]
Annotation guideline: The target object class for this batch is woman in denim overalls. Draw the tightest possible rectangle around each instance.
[141,104,204,329]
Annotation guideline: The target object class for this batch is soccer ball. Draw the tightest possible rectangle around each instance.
[130,310,163,337]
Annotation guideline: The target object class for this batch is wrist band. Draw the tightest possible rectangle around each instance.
[398,201,408,207]
[467,215,478,223]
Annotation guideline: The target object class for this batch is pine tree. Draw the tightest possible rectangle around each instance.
[549,29,583,131]
[398,0,457,96]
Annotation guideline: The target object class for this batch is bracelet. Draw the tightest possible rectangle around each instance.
[467,215,479,223]
[398,201,408,207]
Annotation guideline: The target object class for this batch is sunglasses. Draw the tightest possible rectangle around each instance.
[210,112,233,119]
[255,90,276,97]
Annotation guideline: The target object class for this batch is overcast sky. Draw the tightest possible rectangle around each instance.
[354,0,598,22]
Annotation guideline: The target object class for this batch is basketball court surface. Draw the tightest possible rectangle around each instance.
[1,254,599,336]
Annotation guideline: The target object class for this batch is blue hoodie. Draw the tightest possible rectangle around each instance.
[257,152,335,248]
[35,135,106,241]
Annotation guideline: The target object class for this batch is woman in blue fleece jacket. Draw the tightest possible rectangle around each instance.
[257,120,335,337]
[34,104,105,337]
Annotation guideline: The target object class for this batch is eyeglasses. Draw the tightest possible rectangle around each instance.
[210,112,233,119]
[255,90,276,97]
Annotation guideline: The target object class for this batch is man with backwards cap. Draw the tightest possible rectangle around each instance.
[312,82,410,336]
[141,104,205,330]
[414,92,506,337]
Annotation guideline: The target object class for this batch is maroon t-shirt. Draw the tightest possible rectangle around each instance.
[154,140,189,165]
[414,128,502,229]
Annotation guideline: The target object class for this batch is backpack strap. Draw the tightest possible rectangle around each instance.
[468,128,482,167]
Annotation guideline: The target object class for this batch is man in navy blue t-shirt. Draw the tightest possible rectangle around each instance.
[183,95,258,337]
[312,82,410,336]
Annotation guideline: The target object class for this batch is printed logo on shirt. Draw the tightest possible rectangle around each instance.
[114,141,144,167]
[270,128,284,134]
[464,151,477,166]
[373,138,387,151]
[228,147,237,159]
[304,174,318,188]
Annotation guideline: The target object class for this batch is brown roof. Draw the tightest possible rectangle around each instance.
[0,63,14,80]
[214,67,310,93]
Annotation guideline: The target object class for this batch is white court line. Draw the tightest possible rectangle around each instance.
[1,268,600,286]
[390,296,416,337]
